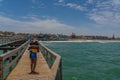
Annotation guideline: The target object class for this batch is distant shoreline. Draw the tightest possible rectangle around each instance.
[39,39,120,42]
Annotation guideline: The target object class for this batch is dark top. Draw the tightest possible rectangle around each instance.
[28,41,39,59]
[30,41,39,45]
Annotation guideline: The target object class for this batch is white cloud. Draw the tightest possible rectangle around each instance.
[31,0,45,9]
[87,0,120,27]
[0,15,75,34]
[66,3,87,11]
[55,0,87,11]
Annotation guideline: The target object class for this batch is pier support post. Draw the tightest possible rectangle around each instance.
[3,50,7,53]
[0,57,3,80]
[60,58,62,80]
[9,57,12,72]
[55,58,62,80]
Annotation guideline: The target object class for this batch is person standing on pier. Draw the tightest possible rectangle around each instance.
[28,38,39,74]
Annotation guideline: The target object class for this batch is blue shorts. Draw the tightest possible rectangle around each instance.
[30,51,37,59]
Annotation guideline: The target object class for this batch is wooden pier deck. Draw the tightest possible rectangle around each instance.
[7,48,51,80]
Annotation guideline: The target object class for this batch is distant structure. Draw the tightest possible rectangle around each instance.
[112,34,115,39]
[0,31,15,37]
[71,33,76,38]
[27,35,32,39]
[0,30,119,41]
[37,33,68,41]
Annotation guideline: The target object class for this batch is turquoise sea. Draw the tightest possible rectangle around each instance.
[42,41,120,80]
[0,46,3,54]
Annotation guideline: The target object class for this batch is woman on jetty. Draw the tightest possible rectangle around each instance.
[28,38,39,74]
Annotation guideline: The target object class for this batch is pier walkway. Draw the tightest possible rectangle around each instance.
[7,48,50,80]
[0,39,62,80]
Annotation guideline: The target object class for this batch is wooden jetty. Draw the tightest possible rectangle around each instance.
[7,48,50,80]
[0,39,62,80]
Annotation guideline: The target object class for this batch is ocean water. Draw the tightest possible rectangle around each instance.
[42,41,120,80]
[0,50,3,54]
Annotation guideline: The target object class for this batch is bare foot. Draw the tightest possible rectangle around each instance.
[33,71,39,74]
[28,71,39,75]
[28,71,34,74]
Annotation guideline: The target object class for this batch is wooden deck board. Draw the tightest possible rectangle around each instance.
[7,49,51,80]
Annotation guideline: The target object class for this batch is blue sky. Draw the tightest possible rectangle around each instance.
[0,0,120,37]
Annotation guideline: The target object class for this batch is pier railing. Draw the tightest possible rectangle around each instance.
[0,36,26,45]
[0,40,30,80]
[39,43,62,80]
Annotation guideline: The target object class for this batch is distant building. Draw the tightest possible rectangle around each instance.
[0,31,4,36]
[112,34,115,39]
[4,31,15,36]
[0,31,15,37]
[37,33,67,41]
[70,33,76,38]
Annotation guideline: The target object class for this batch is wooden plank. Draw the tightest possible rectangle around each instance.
[7,49,51,80]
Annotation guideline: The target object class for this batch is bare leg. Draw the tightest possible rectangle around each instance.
[33,59,39,74]
[31,63,33,72]
[29,59,34,74]
[29,59,38,74]
[33,59,36,72]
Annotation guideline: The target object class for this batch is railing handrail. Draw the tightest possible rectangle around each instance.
[39,43,60,58]
[0,39,26,46]
[39,42,62,80]
[0,40,30,60]
[0,40,30,80]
